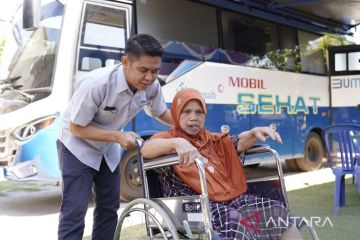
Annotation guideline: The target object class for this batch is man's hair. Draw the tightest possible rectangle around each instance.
[125,34,164,60]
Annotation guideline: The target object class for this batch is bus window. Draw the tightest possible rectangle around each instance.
[105,59,120,67]
[77,3,129,72]
[81,57,102,71]
[221,10,279,56]
[298,31,325,75]
[136,0,218,48]
[136,0,218,77]
[334,53,347,71]
[279,25,299,72]
[348,52,360,71]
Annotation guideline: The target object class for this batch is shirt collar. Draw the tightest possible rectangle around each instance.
[116,64,130,93]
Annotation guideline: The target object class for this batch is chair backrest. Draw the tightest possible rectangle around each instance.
[323,124,360,170]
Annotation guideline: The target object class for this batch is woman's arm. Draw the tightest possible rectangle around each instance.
[236,127,282,152]
[141,137,205,166]
[141,138,178,158]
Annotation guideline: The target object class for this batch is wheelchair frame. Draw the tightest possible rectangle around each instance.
[114,142,319,240]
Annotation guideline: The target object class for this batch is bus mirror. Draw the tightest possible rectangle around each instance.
[23,0,40,30]
[357,104,360,111]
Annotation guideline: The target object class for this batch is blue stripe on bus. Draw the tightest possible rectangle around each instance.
[332,107,360,125]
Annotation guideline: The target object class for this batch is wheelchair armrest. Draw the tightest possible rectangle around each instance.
[143,154,180,170]
[244,144,271,156]
[143,154,205,170]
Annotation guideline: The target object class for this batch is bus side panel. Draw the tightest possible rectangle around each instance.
[330,74,360,125]
[332,107,360,125]
[250,110,295,159]
[331,75,360,124]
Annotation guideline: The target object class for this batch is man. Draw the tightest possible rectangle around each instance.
[57,34,173,240]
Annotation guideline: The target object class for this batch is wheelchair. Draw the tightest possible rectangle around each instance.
[114,141,319,240]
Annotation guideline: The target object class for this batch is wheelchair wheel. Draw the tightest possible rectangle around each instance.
[114,198,180,240]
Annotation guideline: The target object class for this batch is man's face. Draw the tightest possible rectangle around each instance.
[122,55,161,91]
[179,100,206,136]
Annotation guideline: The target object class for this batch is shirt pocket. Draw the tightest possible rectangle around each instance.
[95,108,118,124]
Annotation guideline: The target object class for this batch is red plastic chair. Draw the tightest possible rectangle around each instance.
[323,124,360,215]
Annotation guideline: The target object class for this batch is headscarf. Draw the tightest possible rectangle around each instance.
[151,88,247,202]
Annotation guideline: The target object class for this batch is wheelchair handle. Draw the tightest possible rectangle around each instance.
[134,137,144,149]
[194,157,213,239]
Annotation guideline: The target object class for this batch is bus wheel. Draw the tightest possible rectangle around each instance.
[285,159,299,171]
[119,149,143,202]
[296,132,324,171]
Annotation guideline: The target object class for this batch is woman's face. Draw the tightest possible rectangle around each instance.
[179,100,205,136]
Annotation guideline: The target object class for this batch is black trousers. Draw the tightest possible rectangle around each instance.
[57,140,120,240]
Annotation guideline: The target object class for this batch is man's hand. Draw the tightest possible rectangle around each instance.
[174,138,206,166]
[251,127,283,144]
[115,131,141,150]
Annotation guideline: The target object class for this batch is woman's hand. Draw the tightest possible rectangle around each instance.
[251,127,283,144]
[237,126,283,152]
[174,138,205,166]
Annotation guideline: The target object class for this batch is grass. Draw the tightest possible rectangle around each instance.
[0,181,52,196]
[287,178,360,240]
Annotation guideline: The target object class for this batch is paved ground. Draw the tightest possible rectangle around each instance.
[0,161,342,240]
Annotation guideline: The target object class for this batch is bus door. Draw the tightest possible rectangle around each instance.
[328,45,360,125]
[75,0,132,86]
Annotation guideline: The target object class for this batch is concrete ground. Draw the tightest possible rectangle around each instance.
[0,162,346,240]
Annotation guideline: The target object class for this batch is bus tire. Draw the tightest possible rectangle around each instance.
[119,149,143,202]
[285,159,299,171]
[296,132,324,171]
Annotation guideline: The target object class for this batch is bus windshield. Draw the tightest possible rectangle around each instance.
[0,1,64,114]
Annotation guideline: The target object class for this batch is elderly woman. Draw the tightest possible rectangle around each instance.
[141,88,302,240]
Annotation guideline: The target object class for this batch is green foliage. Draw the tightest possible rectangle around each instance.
[304,34,351,71]
[265,47,301,72]
[249,47,301,72]
[249,34,351,73]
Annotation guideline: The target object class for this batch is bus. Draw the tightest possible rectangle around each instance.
[0,0,359,201]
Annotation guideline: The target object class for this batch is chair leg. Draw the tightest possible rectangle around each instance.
[340,175,346,207]
[355,170,360,196]
[334,174,345,215]
[352,174,355,185]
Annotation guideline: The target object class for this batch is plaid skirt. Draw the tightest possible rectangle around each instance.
[210,194,289,240]
[156,167,290,240]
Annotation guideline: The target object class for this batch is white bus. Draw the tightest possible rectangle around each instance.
[0,0,358,201]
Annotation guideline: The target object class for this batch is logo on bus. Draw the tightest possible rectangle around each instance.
[176,82,217,100]
[229,77,266,89]
[331,77,360,89]
[236,93,320,115]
